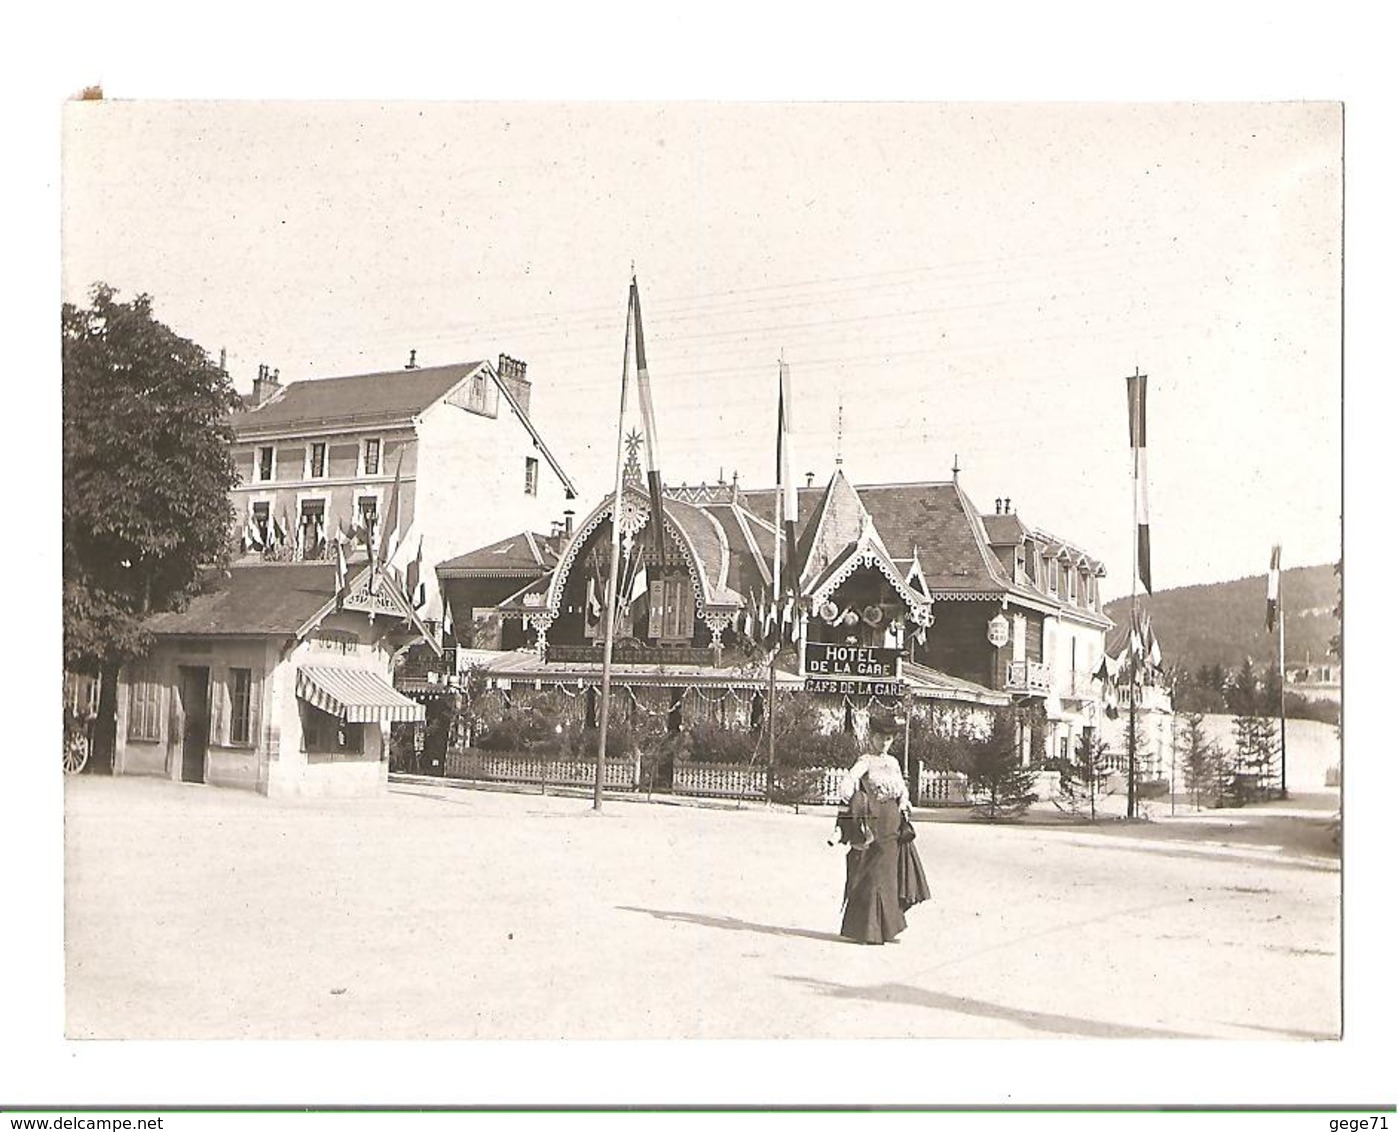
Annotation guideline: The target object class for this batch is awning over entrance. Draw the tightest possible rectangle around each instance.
[296,666,426,723]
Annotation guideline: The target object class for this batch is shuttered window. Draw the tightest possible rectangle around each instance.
[126,665,162,742]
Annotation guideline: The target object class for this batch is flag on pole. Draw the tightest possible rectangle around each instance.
[334,522,350,604]
[631,278,667,558]
[406,535,426,609]
[627,558,649,607]
[776,360,799,593]
[274,507,290,550]
[1126,369,1152,594]
[442,597,454,639]
[378,451,404,575]
[244,515,265,552]
[1266,544,1281,632]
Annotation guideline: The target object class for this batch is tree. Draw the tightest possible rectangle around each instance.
[965,706,1039,820]
[1180,712,1223,810]
[64,285,240,671]
[1055,728,1111,819]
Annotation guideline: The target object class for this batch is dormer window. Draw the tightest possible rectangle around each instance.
[1067,568,1077,604]
[307,442,327,480]
[1048,560,1059,594]
[1014,546,1026,585]
[525,456,539,496]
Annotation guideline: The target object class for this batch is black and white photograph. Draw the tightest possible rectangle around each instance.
[8,9,1395,1119]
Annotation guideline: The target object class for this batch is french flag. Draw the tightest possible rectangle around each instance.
[1126,370,1152,594]
[1266,545,1281,632]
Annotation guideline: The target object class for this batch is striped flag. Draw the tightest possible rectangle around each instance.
[776,360,799,593]
[1266,544,1281,632]
[406,535,426,610]
[1126,369,1152,594]
[378,451,404,575]
[631,277,667,558]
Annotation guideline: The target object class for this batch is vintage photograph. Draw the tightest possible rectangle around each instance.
[57,99,1342,1051]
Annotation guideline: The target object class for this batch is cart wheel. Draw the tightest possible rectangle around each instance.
[64,730,90,775]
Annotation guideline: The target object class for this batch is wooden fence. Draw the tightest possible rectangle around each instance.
[443,750,640,790]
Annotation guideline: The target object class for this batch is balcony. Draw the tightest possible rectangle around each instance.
[1060,670,1099,700]
[1004,659,1052,695]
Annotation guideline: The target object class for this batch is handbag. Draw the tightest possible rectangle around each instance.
[831,774,874,848]
[897,813,917,843]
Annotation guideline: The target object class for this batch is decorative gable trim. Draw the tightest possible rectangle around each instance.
[807,536,934,626]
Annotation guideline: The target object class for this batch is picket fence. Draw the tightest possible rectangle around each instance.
[670,763,845,804]
[438,749,971,807]
[443,750,640,790]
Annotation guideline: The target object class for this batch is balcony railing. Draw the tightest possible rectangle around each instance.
[1005,659,1052,695]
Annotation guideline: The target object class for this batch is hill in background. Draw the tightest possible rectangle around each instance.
[1103,563,1340,674]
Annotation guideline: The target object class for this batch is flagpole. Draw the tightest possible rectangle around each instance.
[1127,368,1140,820]
[767,357,783,787]
[1279,562,1288,799]
[595,284,634,811]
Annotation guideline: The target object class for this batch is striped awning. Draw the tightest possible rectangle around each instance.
[296,666,425,723]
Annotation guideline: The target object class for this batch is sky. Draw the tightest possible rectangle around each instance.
[61,100,1341,600]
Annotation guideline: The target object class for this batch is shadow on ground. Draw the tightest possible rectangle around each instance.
[777,976,1206,1039]
[618,906,846,944]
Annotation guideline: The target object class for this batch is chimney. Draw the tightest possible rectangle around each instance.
[497,354,531,415]
[563,509,574,536]
[406,349,419,370]
[805,471,815,488]
[995,498,1003,515]
[251,363,281,407]
[1005,497,1012,514]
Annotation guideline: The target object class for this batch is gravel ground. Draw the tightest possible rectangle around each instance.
[64,776,1340,1040]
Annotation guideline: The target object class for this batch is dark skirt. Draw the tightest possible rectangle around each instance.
[840,795,908,944]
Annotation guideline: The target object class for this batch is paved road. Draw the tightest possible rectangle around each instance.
[64,777,1340,1040]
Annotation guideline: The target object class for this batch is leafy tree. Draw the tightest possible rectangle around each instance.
[63,284,240,669]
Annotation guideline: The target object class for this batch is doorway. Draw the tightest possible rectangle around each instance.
[178,666,210,784]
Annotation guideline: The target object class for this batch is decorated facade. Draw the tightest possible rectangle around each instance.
[113,561,437,798]
[443,438,1120,765]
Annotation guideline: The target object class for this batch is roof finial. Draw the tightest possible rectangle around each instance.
[952,453,961,481]
[835,396,844,467]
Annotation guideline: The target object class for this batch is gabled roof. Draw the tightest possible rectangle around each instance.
[144,562,343,637]
[982,513,1029,545]
[231,363,487,434]
[230,359,578,499]
[794,470,871,589]
[436,531,560,577]
[143,561,440,652]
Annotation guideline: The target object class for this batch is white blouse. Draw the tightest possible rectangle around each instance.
[840,752,910,810]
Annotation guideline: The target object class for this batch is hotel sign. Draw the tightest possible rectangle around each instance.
[804,643,901,680]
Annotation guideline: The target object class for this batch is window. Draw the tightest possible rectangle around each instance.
[307,442,327,479]
[1048,560,1059,594]
[1014,546,1026,585]
[300,701,366,758]
[228,668,253,745]
[356,494,379,539]
[362,438,381,477]
[299,499,327,558]
[1068,569,1077,604]
[256,446,274,482]
[524,456,539,496]
[249,501,271,548]
[126,665,162,742]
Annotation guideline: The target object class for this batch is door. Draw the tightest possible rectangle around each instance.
[179,666,210,784]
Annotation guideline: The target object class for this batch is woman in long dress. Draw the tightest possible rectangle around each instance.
[838,717,914,944]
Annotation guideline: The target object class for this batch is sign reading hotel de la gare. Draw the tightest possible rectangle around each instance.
[804,642,903,697]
